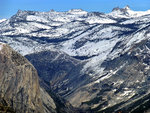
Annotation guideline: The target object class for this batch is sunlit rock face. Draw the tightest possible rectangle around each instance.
[0,43,43,112]
[0,43,57,113]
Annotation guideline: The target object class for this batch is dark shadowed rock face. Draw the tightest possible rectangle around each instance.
[25,45,150,112]
[0,98,15,113]
[25,50,91,98]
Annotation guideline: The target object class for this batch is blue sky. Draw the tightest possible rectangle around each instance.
[1,0,150,19]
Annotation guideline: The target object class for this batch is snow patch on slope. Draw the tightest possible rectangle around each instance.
[87,18,116,24]
[0,19,6,23]
[26,15,49,23]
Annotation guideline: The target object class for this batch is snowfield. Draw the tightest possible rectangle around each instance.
[0,6,150,78]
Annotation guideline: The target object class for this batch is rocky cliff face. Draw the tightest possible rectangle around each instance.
[0,43,57,113]
[25,50,91,98]
[0,43,44,113]
[0,98,15,113]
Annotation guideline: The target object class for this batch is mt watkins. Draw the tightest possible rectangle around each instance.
[1,6,150,112]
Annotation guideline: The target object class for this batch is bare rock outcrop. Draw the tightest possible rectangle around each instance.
[0,43,56,113]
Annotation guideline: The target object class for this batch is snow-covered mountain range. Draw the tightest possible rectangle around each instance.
[1,6,150,112]
[1,6,150,76]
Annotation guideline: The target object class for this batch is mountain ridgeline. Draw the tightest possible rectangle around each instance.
[1,6,150,112]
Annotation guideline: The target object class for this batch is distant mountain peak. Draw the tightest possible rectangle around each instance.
[110,5,150,18]
[16,9,25,14]
[17,9,23,12]
[69,9,84,12]
[50,9,55,12]
[16,9,37,16]
[68,9,87,14]
[112,7,121,12]
[112,5,131,12]
[0,19,6,23]
[124,5,130,10]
